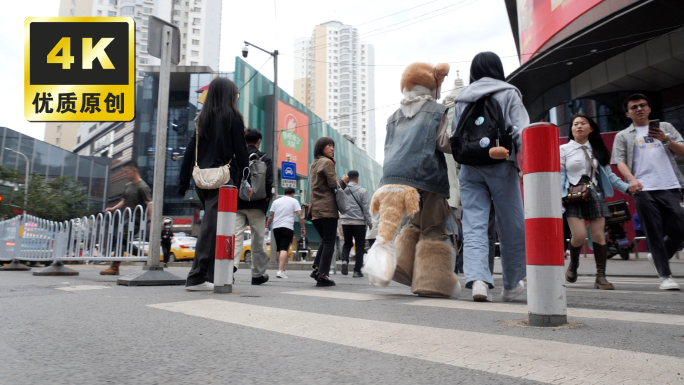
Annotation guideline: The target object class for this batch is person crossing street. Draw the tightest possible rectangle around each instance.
[268,187,306,279]
[339,170,372,277]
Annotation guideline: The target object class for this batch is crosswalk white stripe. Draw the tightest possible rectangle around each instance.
[55,285,110,291]
[283,290,394,301]
[149,299,682,384]
[283,290,684,326]
[409,298,684,326]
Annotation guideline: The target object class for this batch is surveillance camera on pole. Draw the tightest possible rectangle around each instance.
[242,45,249,58]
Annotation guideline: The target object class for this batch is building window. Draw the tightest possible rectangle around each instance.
[98,0,103,3]
[182,54,186,59]
[192,7,201,12]
[143,19,148,26]
[191,61,198,65]
[97,10,102,16]
[109,0,117,4]
[120,6,134,15]
[56,138,61,146]
[142,45,147,51]
[143,7,152,13]
[193,18,201,24]
[174,10,180,15]
[192,39,200,45]
[193,28,200,34]
[107,11,116,16]
[139,58,148,64]
[70,9,75,15]
[77,136,81,144]
[185,12,189,16]
[191,50,198,56]
[183,44,186,49]
[173,20,179,26]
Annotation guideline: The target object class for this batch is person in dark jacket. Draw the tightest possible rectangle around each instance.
[234,128,273,285]
[161,219,174,267]
[178,77,251,291]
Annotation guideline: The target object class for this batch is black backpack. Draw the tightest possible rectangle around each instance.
[450,94,511,166]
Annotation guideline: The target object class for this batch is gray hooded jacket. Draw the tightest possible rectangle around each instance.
[451,77,530,169]
[340,182,372,226]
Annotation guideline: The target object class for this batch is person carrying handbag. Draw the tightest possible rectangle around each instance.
[340,170,373,277]
[560,114,629,290]
[177,77,251,291]
[307,137,349,287]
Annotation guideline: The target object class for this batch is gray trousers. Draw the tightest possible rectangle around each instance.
[234,209,268,278]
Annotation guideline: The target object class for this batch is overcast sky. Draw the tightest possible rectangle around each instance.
[0,0,521,163]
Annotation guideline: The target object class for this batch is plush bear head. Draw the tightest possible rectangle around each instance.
[400,62,450,93]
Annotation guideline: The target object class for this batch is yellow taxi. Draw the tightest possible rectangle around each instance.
[241,230,292,263]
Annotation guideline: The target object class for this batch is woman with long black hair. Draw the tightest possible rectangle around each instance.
[561,114,629,290]
[308,137,348,286]
[178,77,251,291]
[451,52,529,302]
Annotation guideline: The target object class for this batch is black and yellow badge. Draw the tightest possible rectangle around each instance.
[24,17,135,122]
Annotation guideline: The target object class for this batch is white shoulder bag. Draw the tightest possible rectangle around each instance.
[192,127,232,189]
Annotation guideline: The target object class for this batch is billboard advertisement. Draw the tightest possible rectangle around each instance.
[518,0,604,64]
[277,100,309,176]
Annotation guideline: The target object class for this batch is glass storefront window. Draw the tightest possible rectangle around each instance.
[32,141,49,176]
[2,129,19,168]
[546,98,625,137]
[47,146,66,181]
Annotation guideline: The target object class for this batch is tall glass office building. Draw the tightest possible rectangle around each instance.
[0,126,111,212]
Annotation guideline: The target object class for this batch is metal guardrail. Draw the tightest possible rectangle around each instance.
[0,204,151,264]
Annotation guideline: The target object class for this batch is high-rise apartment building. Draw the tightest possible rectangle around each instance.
[293,21,375,158]
[45,0,221,151]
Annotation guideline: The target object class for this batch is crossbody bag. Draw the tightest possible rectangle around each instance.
[564,147,598,205]
[192,126,232,189]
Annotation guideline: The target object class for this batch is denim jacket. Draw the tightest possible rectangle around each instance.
[380,100,450,196]
[561,164,629,198]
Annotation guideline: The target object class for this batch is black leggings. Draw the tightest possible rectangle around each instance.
[312,217,338,276]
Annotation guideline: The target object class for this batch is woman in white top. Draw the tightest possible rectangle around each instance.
[560,114,629,290]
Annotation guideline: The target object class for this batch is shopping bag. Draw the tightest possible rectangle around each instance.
[362,236,397,287]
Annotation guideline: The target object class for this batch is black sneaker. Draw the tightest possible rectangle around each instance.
[353,271,363,278]
[251,274,269,285]
[341,261,349,276]
[316,276,336,287]
[310,267,319,280]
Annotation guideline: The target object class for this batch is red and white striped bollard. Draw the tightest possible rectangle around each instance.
[215,185,237,293]
[522,122,567,327]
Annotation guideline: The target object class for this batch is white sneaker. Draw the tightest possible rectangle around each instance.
[660,277,681,291]
[646,253,660,277]
[501,280,525,302]
[472,280,492,302]
[185,281,214,291]
[276,270,288,279]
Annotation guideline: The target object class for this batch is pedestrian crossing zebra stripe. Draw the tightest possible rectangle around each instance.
[282,290,684,326]
[149,299,683,384]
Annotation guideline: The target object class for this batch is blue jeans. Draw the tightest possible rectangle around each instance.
[459,162,526,290]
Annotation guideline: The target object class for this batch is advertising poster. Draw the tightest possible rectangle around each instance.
[277,100,309,176]
[518,0,604,63]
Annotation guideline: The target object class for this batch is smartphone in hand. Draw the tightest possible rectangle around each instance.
[648,119,660,136]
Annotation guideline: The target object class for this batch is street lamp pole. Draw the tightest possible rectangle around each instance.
[5,148,29,215]
[243,41,280,264]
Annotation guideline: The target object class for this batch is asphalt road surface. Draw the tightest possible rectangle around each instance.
[1,262,684,385]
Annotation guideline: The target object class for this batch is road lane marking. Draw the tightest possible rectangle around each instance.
[283,290,404,301]
[409,299,684,326]
[55,285,110,292]
[566,288,674,296]
[149,299,683,384]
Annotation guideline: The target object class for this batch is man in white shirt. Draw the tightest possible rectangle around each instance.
[611,93,684,290]
[268,187,306,278]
